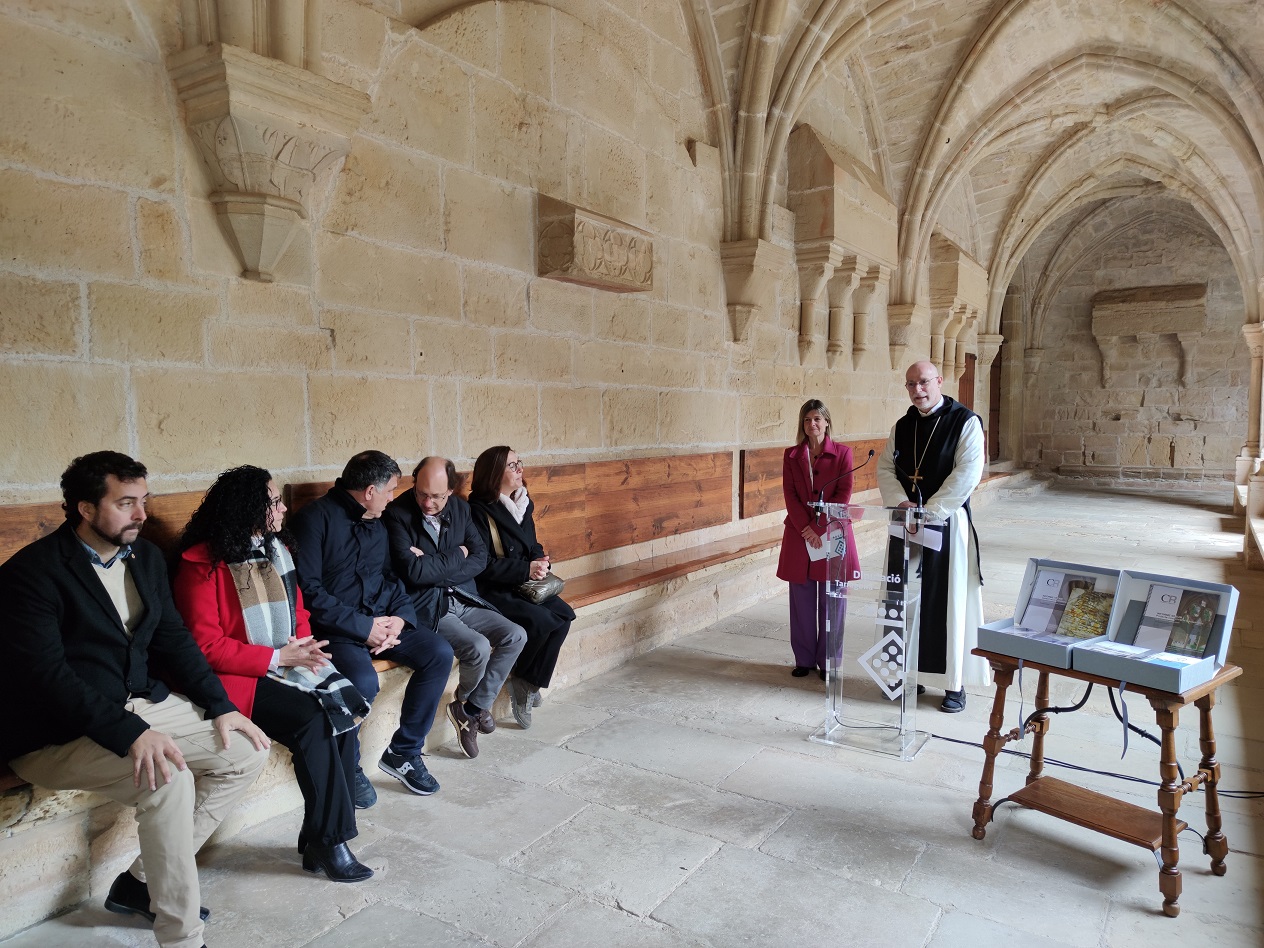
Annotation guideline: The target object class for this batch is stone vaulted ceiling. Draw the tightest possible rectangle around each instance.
[399,0,1262,334]
[687,0,1264,329]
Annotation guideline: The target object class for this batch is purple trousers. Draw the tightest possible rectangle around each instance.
[788,580,844,670]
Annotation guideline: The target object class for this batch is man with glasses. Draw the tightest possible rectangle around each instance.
[384,457,525,760]
[290,450,454,802]
[877,362,987,712]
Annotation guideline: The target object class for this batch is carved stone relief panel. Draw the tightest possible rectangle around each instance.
[537,195,653,293]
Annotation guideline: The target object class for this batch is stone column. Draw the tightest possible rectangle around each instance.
[1238,323,1264,514]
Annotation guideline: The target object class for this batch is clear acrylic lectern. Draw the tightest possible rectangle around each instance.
[806,503,943,760]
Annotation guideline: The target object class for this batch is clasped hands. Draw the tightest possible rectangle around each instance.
[277,635,331,670]
[366,615,407,655]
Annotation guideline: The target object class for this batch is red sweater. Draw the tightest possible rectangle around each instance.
[171,541,314,719]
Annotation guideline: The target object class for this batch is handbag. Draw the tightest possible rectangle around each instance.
[485,513,565,604]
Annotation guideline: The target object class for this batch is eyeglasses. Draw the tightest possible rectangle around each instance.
[506,461,523,472]
[267,496,285,509]
[904,378,938,390]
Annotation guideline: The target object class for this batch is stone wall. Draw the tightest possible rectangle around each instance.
[0,1,941,512]
[1021,196,1246,481]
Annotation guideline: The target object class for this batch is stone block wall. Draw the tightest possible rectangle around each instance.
[1022,199,1246,481]
[0,1,934,509]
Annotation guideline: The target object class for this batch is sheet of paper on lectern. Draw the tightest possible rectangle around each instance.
[886,522,942,552]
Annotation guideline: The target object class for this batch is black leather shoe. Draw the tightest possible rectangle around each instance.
[104,871,210,923]
[818,668,827,681]
[791,666,811,677]
[916,684,926,695]
[302,842,374,883]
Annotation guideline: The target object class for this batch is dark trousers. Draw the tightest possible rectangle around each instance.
[511,596,573,689]
[251,676,357,847]
[328,627,454,760]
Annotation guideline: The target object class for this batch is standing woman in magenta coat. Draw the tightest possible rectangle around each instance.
[775,399,861,679]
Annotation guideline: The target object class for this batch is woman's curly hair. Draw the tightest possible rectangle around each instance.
[178,465,294,566]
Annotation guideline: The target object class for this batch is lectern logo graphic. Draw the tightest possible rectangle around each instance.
[859,631,905,699]
[861,596,907,699]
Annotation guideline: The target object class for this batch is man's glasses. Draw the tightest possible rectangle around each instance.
[904,378,938,390]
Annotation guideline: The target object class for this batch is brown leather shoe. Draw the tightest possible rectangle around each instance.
[475,709,495,734]
[447,699,479,758]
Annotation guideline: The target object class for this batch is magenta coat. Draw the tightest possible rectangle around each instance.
[775,437,861,584]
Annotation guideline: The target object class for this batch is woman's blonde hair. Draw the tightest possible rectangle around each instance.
[795,399,832,445]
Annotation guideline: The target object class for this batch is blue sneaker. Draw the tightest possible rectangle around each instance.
[353,767,377,809]
[378,748,439,796]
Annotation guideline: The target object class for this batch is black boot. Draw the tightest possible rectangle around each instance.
[301,842,373,883]
[104,871,210,923]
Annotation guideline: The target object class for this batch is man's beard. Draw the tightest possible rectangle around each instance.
[88,519,141,548]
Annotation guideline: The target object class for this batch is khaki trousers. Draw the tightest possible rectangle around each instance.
[11,694,267,948]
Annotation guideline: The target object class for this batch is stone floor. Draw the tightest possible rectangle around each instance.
[4,483,1262,947]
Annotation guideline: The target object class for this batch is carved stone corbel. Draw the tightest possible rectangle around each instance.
[537,196,653,292]
[825,256,868,368]
[976,333,1004,369]
[167,43,369,281]
[794,240,849,363]
[851,265,890,370]
[887,302,925,370]
[721,239,792,343]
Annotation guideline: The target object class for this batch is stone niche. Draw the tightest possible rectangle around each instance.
[536,195,653,293]
[1091,283,1207,387]
[786,125,898,367]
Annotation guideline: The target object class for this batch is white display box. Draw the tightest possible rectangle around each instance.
[977,559,1121,668]
[1070,571,1238,693]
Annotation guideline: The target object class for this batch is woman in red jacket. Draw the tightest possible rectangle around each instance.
[775,399,861,678]
[172,466,372,883]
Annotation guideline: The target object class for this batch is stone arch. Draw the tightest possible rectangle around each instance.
[895,0,1264,304]
[985,133,1258,338]
[901,52,1264,309]
[1026,199,1228,351]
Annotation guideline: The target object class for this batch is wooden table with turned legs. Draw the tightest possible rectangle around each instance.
[969,649,1241,917]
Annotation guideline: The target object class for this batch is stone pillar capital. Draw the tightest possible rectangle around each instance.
[976,333,1004,368]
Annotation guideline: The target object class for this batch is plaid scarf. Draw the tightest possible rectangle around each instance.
[228,537,370,736]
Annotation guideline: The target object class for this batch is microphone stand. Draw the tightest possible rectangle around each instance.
[809,449,876,521]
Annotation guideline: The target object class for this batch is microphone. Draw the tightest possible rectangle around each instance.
[811,449,875,517]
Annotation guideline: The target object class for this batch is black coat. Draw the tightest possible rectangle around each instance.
[0,523,237,762]
[383,491,493,631]
[468,498,576,629]
[289,483,417,644]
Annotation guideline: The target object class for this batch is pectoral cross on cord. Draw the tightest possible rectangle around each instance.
[911,416,942,487]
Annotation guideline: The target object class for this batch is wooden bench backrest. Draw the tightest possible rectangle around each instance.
[739,438,887,519]
[0,491,208,566]
[287,452,733,563]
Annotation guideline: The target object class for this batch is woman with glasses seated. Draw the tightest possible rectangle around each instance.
[172,466,373,883]
[776,399,860,680]
[467,446,574,728]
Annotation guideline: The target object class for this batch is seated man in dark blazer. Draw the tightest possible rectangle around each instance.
[383,457,525,760]
[289,450,454,803]
[0,452,270,948]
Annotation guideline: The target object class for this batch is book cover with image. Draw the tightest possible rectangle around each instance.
[1019,571,1097,634]
[1054,588,1114,640]
[1165,589,1220,657]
